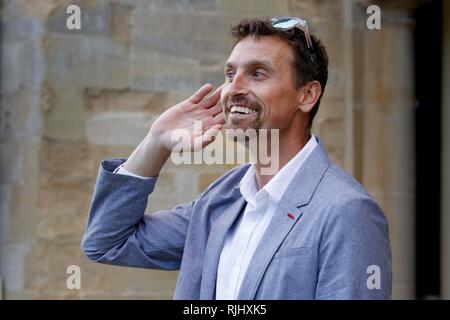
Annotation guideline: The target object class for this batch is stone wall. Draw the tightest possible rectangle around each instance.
[0,0,417,299]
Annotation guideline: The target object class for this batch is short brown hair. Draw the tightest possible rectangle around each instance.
[230,18,329,128]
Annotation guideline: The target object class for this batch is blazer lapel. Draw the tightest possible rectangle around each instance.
[199,189,247,299]
[237,141,331,299]
[237,199,302,300]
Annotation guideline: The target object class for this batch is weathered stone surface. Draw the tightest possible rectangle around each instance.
[2,0,61,19]
[200,64,228,88]
[85,112,154,146]
[130,52,201,92]
[85,88,170,114]
[289,0,343,24]
[39,138,93,186]
[198,172,224,193]
[45,33,130,89]
[41,86,86,141]
[364,26,415,110]
[0,142,22,185]
[316,117,345,167]
[9,185,39,242]
[1,28,45,93]
[0,186,12,242]
[0,242,32,293]
[47,0,111,35]
[132,9,231,65]
[149,0,220,13]
[23,241,177,298]
[36,184,93,241]
[45,0,134,45]
[218,0,291,17]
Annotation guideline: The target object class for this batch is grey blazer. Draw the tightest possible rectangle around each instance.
[81,138,392,299]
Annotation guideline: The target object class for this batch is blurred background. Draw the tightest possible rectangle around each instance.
[0,0,448,299]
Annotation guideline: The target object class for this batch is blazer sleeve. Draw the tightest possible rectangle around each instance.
[315,196,392,299]
[81,159,197,271]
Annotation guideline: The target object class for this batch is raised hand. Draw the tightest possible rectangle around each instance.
[123,84,225,177]
[149,84,225,152]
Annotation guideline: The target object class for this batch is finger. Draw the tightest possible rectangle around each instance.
[194,124,223,150]
[207,102,224,117]
[188,84,214,104]
[200,84,223,109]
[201,115,220,131]
[212,112,226,125]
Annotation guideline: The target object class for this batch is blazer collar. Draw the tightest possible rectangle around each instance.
[285,137,331,207]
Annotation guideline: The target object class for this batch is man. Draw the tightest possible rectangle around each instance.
[82,17,392,299]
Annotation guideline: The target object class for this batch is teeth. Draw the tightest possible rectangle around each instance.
[230,105,256,114]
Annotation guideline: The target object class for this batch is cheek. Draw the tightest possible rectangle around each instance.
[262,92,296,121]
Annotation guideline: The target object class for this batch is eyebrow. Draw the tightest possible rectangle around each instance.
[224,59,275,71]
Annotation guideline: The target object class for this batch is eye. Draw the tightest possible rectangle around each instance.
[225,70,235,81]
[252,70,265,78]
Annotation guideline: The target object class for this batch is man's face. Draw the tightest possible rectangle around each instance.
[221,35,301,132]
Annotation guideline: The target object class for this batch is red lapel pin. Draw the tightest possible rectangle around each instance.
[287,213,295,220]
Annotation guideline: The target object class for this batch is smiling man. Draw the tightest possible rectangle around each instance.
[82,17,392,299]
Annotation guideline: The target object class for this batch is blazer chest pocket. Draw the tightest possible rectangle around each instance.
[273,246,310,259]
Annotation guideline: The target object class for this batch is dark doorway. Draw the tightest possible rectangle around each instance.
[414,0,442,300]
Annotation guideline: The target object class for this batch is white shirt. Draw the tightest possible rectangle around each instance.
[215,135,317,299]
[115,135,318,300]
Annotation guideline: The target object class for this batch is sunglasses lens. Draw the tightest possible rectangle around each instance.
[271,17,312,49]
[272,19,298,29]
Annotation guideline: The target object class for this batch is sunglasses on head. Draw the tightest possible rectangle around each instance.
[271,17,313,49]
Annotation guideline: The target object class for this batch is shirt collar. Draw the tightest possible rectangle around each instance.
[239,165,261,208]
[239,134,318,206]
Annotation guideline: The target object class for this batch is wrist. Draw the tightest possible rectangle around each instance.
[142,133,171,157]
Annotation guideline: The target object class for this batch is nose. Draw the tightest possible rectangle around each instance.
[225,71,250,98]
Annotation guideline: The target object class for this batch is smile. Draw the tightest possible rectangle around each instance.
[230,105,257,115]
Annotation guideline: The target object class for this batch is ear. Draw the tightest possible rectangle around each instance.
[296,80,322,113]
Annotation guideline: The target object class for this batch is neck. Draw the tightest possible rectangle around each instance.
[253,128,311,190]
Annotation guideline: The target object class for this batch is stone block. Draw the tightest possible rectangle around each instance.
[86,144,135,169]
[2,37,45,93]
[1,0,61,19]
[85,88,170,114]
[364,26,415,110]
[316,117,345,167]
[0,142,22,185]
[41,85,86,141]
[110,3,134,45]
[217,0,291,17]
[199,63,227,89]
[39,138,93,186]
[132,10,230,65]
[145,172,177,212]
[289,0,343,25]
[8,184,39,242]
[45,33,130,89]
[0,186,12,242]
[1,15,43,42]
[148,0,219,13]
[0,242,32,292]
[130,52,201,92]
[46,0,133,45]
[36,184,93,242]
[198,172,224,193]
[1,89,43,142]
[85,111,155,146]
[24,240,177,298]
